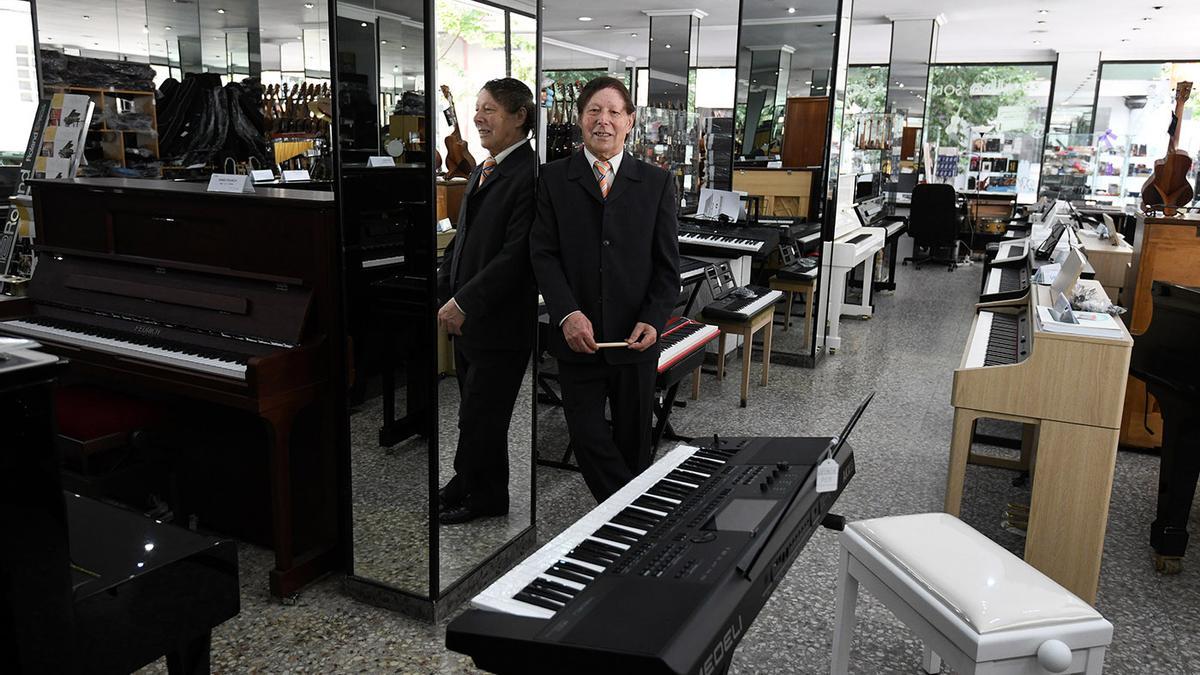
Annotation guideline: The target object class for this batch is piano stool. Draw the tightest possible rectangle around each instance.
[768,275,815,349]
[709,303,776,408]
[55,384,163,475]
[831,513,1112,675]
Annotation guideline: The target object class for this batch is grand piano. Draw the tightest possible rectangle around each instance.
[0,178,342,599]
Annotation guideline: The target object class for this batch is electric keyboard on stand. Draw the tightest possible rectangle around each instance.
[651,317,721,450]
[447,429,860,675]
[853,196,909,293]
[815,211,886,353]
[677,223,769,257]
[0,178,342,599]
[700,285,783,323]
[946,279,1132,604]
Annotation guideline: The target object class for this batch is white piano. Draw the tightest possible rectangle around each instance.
[815,205,885,353]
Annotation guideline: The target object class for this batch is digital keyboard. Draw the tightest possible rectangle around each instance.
[962,310,1030,368]
[980,265,1030,303]
[701,286,783,322]
[657,317,720,374]
[447,435,857,675]
[988,237,1030,264]
[678,227,765,254]
[679,256,710,283]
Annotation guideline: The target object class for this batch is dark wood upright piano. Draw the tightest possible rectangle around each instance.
[0,178,342,598]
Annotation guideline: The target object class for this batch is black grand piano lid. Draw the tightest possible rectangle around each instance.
[1130,281,1200,398]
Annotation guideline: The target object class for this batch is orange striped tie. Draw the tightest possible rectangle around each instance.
[594,160,612,198]
[478,156,497,186]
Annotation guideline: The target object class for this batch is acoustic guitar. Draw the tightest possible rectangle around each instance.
[1141,81,1194,216]
[440,85,476,180]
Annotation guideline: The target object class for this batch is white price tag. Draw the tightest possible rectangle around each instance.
[206,173,255,193]
[815,458,839,493]
[281,169,311,183]
[367,155,396,167]
[250,169,276,183]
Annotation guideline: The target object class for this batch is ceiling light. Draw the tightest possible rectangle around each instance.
[296,35,303,40]
[630,32,638,37]
[805,80,812,85]
[787,6,796,13]
[1121,38,1130,42]
[577,16,592,22]
[1037,9,1048,14]
[380,39,387,44]
[82,14,90,19]
[216,8,226,13]
[830,32,836,36]
[898,82,905,88]
[1142,16,1152,21]
[400,45,406,49]
[665,44,671,48]
[304,2,314,7]
[164,25,172,31]
[683,49,689,54]
[603,24,611,29]
[1037,20,1046,24]
[360,21,368,27]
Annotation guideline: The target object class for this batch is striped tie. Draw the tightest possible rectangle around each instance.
[478,156,497,186]
[594,160,612,199]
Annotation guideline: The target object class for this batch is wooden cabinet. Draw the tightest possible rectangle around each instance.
[782,97,829,168]
[732,168,814,218]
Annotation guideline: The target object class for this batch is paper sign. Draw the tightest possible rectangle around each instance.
[250,169,276,183]
[816,458,839,493]
[207,173,255,193]
[367,155,396,168]
[282,169,311,182]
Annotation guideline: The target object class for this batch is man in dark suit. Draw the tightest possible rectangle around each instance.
[436,78,537,524]
[530,77,680,502]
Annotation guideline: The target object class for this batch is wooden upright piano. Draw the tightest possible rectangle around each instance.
[0,178,342,599]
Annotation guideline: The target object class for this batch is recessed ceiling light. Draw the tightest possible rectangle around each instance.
[683,49,689,54]
[400,45,406,49]
[304,2,314,7]
[380,39,387,44]
[1037,19,1046,24]
[1153,4,1164,8]
[360,21,368,27]
[665,44,671,48]
[603,24,611,29]
[630,33,638,37]
[1121,38,1130,42]
[82,14,90,19]
[577,16,592,22]
[898,82,906,88]
[296,36,303,40]
[787,6,796,13]
[830,32,836,36]
[164,25,172,31]
[805,80,812,85]
[1037,9,1048,14]
[1142,16,1152,20]
[216,8,225,13]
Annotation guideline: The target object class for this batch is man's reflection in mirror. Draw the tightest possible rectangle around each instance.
[436,79,538,525]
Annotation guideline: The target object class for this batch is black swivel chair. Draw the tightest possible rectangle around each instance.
[903,183,962,271]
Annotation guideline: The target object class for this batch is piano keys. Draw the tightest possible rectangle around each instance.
[946,279,1132,603]
[679,255,710,283]
[651,317,721,449]
[447,433,858,674]
[0,178,342,599]
[677,223,768,256]
[701,286,783,323]
[980,265,1031,303]
[1128,282,1200,572]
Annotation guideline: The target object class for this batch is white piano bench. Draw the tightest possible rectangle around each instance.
[830,513,1112,675]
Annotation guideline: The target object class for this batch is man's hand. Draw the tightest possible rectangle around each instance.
[625,322,657,352]
[562,313,598,354]
[437,299,466,336]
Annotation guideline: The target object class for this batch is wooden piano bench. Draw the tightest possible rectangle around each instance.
[831,513,1112,675]
[768,275,815,349]
[706,304,776,408]
[55,384,164,475]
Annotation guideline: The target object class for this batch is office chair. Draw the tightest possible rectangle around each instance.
[903,183,962,271]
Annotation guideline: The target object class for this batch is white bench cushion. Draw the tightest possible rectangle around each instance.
[847,513,1101,635]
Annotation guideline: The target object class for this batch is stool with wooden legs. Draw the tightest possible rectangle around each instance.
[768,275,815,347]
[706,303,776,408]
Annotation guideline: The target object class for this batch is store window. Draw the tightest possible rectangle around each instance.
[924,63,1053,202]
[1,0,37,162]
[1091,61,1200,204]
[846,64,888,115]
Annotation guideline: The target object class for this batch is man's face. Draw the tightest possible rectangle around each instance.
[579,87,634,161]
[474,89,526,155]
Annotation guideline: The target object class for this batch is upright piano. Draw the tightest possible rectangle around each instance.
[945,278,1132,603]
[0,178,342,599]
[815,204,886,353]
[1128,281,1200,573]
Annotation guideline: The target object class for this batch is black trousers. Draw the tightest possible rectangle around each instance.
[450,344,530,506]
[558,358,656,502]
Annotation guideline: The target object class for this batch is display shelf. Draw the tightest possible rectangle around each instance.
[49,85,160,177]
[633,107,700,206]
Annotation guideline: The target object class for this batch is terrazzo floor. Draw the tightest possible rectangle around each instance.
[139,244,1200,674]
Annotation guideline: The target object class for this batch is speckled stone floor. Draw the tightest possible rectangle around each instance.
[138,242,1200,674]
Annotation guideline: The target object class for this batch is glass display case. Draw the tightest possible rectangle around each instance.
[632,107,700,208]
[1040,132,1141,206]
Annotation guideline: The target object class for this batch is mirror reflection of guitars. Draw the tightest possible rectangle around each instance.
[1141,81,1194,216]
[440,84,477,180]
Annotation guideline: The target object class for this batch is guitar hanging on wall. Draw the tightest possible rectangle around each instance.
[440,85,477,180]
[1141,81,1194,216]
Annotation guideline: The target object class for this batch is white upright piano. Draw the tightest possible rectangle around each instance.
[815,204,885,353]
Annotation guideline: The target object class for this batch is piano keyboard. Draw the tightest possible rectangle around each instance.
[702,288,783,322]
[2,317,250,380]
[678,230,764,253]
[657,318,720,373]
[963,311,1030,368]
[993,239,1029,264]
[983,266,1029,296]
[471,444,729,619]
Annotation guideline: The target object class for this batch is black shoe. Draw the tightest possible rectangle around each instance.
[439,478,466,511]
[439,498,509,525]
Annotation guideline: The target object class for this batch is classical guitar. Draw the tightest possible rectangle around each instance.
[1141,81,1194,216]
[440,84,476,180]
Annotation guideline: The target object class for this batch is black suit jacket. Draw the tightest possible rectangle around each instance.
[530,150,680,365]
[437,141,537,351]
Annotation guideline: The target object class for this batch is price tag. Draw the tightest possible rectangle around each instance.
[367,155,396,168]
[281,169,311,183]
[815,458,839,493]
[206,173,255,194]
[250,169,276,183]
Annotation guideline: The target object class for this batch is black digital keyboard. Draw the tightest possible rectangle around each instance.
[446,435,857,675]
[701,285,783,322]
